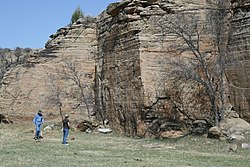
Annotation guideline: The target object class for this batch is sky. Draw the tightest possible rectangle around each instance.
[0,0,119,49]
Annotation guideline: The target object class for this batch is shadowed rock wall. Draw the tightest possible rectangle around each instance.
[95,9,142,134]
[95,0,216,136]
[228,0,250,121]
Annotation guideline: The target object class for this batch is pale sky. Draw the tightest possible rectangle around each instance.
[0,0,118,49]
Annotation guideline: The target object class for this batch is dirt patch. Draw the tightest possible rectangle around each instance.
[7,115,33,123]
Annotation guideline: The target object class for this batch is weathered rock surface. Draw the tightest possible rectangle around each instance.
[0,0,249,138]
[227,0,250,122]
[95,0,219,136]
[0,19,97,121]
[94,0,250,137]
[208,126,222,139]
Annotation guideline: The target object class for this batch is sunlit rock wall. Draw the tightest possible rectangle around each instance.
[0,19,97,121]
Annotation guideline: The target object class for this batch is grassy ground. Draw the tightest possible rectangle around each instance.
[0,123,250,167]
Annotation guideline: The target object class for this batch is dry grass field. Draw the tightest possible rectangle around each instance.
[0,122,250,167]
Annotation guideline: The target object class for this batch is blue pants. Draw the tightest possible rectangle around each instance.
[63,128,69,144]
[35,124,41,138]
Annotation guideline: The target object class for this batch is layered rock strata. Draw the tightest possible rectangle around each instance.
[0,19,97,121]
[227,0,250,121]
[95,0,216,136]
[0,0,249,137]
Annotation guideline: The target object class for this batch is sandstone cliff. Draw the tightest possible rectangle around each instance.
[0,18,97,121]
[0,0,249,138]
[95,0,219,136]
[95,0,250,136]
[227,0,250,121]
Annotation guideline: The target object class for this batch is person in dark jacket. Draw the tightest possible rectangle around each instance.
[33,110,44,140]
[62,114,70,145]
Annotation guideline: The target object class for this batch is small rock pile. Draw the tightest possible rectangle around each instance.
[0,114,12,124]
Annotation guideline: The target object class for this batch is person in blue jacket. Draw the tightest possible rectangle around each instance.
[33,110,44,140]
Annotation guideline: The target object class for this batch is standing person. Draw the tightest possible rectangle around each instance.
[33,110,44,140]
[62,114,70,145]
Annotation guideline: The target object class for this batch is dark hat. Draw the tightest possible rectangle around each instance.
[38,110,42,113]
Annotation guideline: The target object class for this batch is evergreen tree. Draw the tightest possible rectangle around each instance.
[70,6,84,25]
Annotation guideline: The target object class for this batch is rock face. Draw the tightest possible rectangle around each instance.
[0,19,97,121]
[227,0,250,122]
[95,0,217,136]
[95,0,250,136]
[0,0,249,138]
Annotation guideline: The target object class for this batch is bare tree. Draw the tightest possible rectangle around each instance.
[57,58,93,120]
[5,89,22,110]
[156,6,230,126]
[0,47,31,85]
[46,74,65,120]
[209,0,231,122]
